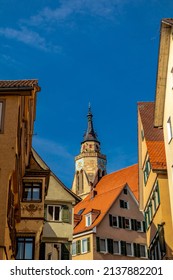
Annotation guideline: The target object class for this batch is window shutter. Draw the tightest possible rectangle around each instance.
[96,237,100,252]
[76,240,81,255]
[107,239,113,254]
[158,226,166,256]
[62,205,70,223]
[133,243,140,257]
[143,221,146,232]
[109,214,113,227]
[87,238,90,252]
[120,241,126,255]
[122,217,125,229]
[131,219,137,231]
[120,200,124,208]
[118,216,122,228]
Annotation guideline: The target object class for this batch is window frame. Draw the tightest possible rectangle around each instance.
[22,181,42,202]
[85,213,92,227]
[0,99,5,133]
[143,158,151,185]
[16,236,35,260]
[113,240,120,255]
[167,117,173,143]
[120,199,129,209]
[47,205,61,222]
[126,242,133,257]
[125,218,131,230]
[100,238,107,253]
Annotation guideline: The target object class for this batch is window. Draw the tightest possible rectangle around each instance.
[78,208,85,215]
[16,237,34,259]
[113,241,120,254]
[109,214,118,227]
[123,188,128,195]
[81,238,88,253]
[100,239,107,252]
[133,243,147,258]
[47,205,61,221]
[149,225,166,260]
[72,242,77,256]
[136,221,143,232]
[0,100,5,133]
[143,158,151,185]
[72,238,90,255]
[125,218,131,230]
[167,117,173,143]
[120,199,129,209]
[85,213,92,227]
[140,245,146,258]
[23,182,42,201]
[153,181,160,211]
[126,243,133,256]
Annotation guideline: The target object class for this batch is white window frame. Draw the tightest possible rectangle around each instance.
[125,218,131,230]
[120,199,129,209]
[126,242,133,257]
[81,238,88,254]
[100,238,107,253]
[167,117,173,143]
[136,221,143,232]
[139,244,147,258]
[113,241,120,255]
[72,242,76,256]
[47,205,61,221]
[85,213,92,227]
[112,216,118,228]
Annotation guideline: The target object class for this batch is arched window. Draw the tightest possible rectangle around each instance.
[76,170,83,194]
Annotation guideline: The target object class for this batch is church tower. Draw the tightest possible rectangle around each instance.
[72,105,107,199]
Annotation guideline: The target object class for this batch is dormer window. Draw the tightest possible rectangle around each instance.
[85,213,92,227]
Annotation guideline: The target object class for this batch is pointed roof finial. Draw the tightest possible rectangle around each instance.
[82,104,100,143]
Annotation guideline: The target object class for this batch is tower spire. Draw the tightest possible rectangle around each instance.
[83,104,99,143]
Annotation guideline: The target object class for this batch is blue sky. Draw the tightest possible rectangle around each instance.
[0,0,173,188]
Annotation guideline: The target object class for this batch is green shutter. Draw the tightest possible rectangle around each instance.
[62,205,70,223]
[76,240,81,255]
[87,237,90,252]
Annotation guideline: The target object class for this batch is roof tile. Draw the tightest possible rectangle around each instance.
[74,164,138,235]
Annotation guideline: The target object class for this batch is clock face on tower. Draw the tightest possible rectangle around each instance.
[76,159,84,171]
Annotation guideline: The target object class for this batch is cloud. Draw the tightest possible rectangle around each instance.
[32,137,74,187]
[24,0,131,27]
[33,137,74,160]
[0,26,61,53]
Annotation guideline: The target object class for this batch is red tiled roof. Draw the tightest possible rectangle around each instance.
[0,79,39,89]
[74,164,138,235]
[138,102,166,170]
